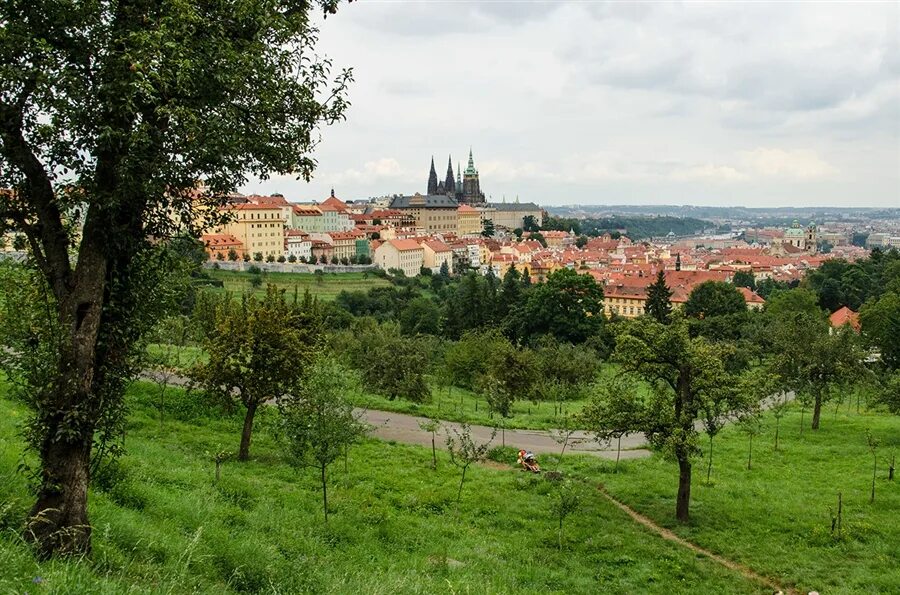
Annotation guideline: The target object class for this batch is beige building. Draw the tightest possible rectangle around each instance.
[375,239,425,277]
[421,240,454,274]
[388,193,458,234]
[457,204,482,236]
[216,203,284,258]
[485,202,543,230]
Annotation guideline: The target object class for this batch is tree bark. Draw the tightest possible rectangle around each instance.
[676,457,692,522]
[26,438,93,559]
[321,464,328,524]
[811,390,822,430]
[238,401,259,461]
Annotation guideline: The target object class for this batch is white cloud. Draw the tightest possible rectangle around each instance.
[240,1,899,207]
[739,149,837,179]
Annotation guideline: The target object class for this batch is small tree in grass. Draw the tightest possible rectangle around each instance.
[550,416,577,472]
[418,418,442,469]
[146,315,192,427]
[770,392,790,451]
[280,356,368,524]
[549,479,580,550]
[866,429,879,503]
[579,376,644,473]
[193,286,319,460]
[206,447,233,483]
[737,413,763,470]
[446,424,495,505]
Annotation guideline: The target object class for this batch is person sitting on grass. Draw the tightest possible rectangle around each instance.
[517,449,540,473]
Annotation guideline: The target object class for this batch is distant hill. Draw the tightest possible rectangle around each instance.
[544,205,900,223]
[543,214,715,240]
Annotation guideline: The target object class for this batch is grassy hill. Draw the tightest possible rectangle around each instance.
[582,401,900,594]
[0,380,762,594]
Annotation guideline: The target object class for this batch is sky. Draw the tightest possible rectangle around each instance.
[242,1,900,208]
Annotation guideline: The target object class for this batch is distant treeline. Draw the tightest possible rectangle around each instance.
[542,215,712,240]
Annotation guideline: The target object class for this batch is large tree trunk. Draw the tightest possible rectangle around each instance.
[238,401,259,461]
[26,236,109,557]
[676,457,692,522]
[811,390,823,430]
[26,437,93,559]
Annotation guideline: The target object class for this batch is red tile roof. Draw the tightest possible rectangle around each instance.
[829,306,860,331]
[388,239,423,251]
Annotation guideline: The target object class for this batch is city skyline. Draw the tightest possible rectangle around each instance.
[242,1,900,208]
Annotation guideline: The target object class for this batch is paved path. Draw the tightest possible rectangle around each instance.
[364,408,652,460]
[140,371,791,462]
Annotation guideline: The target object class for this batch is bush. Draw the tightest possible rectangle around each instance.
[247,265,262,275]
[277,255,286,263]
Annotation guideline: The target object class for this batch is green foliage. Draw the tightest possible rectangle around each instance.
[613,317,751,520]
[731,271,756,290]
[859,290,900,370]
[515,268,605,344]
[279,356,368,523]
[481,219,495,237]
[192,286,320,459]
[766,309,869,430]
[684,281,747,319]
[445,424,496,504]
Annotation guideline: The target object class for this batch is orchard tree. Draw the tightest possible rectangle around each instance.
[613,316,747,521]
[768,311,868,430]
[578,376,644,472]
[279,356,367,524]
[0,0,351,556]
[193,286,320,460]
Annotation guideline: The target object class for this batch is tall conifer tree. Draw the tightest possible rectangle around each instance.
[645,270,673,323]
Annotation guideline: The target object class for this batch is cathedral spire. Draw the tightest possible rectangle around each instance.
[427,156,438,194]
[445,156,455,194]
[465,148,477,175]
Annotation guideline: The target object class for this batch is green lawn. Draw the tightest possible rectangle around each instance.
[0,380,765,594]
[352,383,589,430]
[205,269,390,301]
[573,401,900,594]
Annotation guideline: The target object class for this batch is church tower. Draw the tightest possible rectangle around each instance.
[427,157,438,195]
[444,156,455,195]
[461,148,485,205]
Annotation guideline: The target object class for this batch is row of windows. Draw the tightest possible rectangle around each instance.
[606,305,644,316]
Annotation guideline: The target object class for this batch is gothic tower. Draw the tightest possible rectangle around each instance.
[461,148,485,205]
[444,156,455,195]
[427,157,438,195]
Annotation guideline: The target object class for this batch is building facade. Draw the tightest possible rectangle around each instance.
[388,193,458,234]
[217,203,285,258]
[374,239,425,277]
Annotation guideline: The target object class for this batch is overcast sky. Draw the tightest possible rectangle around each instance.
[242,1,900,208]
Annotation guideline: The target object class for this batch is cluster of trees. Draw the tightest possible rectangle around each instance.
[805,249,899,312]
[337,266,611,351]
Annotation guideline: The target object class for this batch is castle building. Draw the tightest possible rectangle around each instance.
[426,149,486,205]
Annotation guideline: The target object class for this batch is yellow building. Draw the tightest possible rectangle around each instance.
[327,230,366,261]
[421,239,454,273]
[216,204,284,258]
[457,204,482,236]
